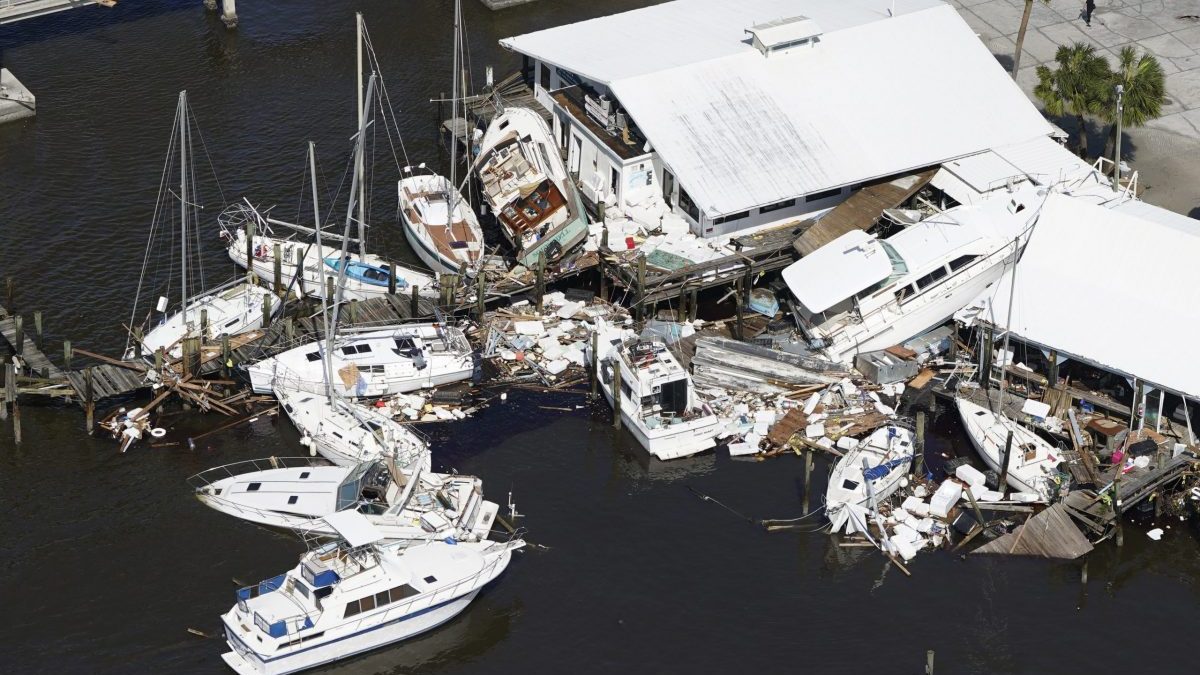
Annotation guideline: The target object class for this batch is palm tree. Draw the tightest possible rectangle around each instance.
[1012,0,1051,78]
[1033,43,1111,157]
[1100,46,1166,161]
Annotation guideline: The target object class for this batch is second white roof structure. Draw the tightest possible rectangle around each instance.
[966,193,1200,398]
[501,0,1055,219]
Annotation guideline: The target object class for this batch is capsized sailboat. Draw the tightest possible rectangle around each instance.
[826,424,915,533]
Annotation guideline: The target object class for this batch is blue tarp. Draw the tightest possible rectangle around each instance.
[863,456,913,481]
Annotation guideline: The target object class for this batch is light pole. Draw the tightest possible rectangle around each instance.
[1114,83,1125,188]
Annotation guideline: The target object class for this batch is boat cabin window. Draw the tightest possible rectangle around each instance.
[305,351,322,362]
[224,318,240,329]
[287,496,299,505]
[895,285,916,304]
[424,575,438,584]
[878,241,908,279]
[248,483,262,492]
[948,254,979,272]
[300,472,310,479]
[620,379,633,401]
[344,584,420,618]
[314,586,333,600]
[914,266,949,291]
[341,344,373,356]
[658,379,689,415]
[841,478,860,490]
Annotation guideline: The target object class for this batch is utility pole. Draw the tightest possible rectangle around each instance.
[1113,84,1124,189]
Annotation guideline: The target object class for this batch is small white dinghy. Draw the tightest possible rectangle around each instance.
[826,424,915,533]
[190,457,499,545]
[275,386,428,468]
[246,324,474,397]
[955,397,1060,501]
[220,512,523,675]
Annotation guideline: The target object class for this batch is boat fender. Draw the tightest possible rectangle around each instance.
[149,427,167,438]
[299,435,311,447]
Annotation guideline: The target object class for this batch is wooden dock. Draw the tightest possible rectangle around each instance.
[0,308,62,378]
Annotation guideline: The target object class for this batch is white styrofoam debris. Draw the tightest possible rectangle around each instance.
[868,391,881,402]
[556,300,585,319]
[839,379,858,397]
[901,496,931,518]
[805,423,826,439]
[893,383,905,396]
[744,432,762,448]
[955,464,987,487]
[420,413,438,422]
[803,392,821,415]
[873,401,895,415]
[929,480,963,519]
[752,422,770,436]
[836,436,858,451]
[816,437,834,449]
[754,410,777,425]
[734,403,751,415]
[893,508,913,524]
[514,320,545,335]
[892,523,920,545]
[881,383,895,397]
[893,537,918,562]
[541,291,565,306]
[565,348,587,367]
[451,408,467,419]
[727,441,758,457]
[1011,492,1041,503]
[809,412,826,423]
[1147,528,1164,541]
[914,485,928,499]
[545,359,570,375]
[433,407,455,420]
[499,349,517,361]
[915,517,936,534]
[979,490,1005,502]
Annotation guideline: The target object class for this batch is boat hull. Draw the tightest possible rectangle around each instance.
[597,366,720,461]
[955,397,1057,499]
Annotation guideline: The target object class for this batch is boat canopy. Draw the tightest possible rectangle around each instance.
[782,230,894,313]
[322,510,385,547]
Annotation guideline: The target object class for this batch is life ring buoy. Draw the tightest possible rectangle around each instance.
[149,427,167,438]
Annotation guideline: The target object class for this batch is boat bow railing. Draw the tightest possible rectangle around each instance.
[188,456,332,492]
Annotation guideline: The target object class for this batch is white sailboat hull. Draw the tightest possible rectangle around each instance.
[825,425,915,531]
[398,174,484,275]
[955,397,1059,500]
[126,282,277,361]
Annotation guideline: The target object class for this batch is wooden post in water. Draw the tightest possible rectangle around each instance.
[326,276,335,305]
[245,218,256,285]
[13,315,23,357]
[590,330,600,401]
[200,309,209,343]
[295,247,306,297]
[998,430,1014,495]
[221,334,232,376]
[133,326,143,360]
[388,264,397,295]
[84,366,95,434]
[597,254,609,302]
[689,288,698,322]
[535,256,546,313]
[33,310,42,350]
[262,294,273,328]
[7,362,18,445]
[803,449,814,516]
[1048,349,1059,386]
[1132,379,1145,431]
[410,285,420,318]
[636,254,647,323]
[734,278,745,341]
[285,317,295,342]
[1114,466,1124,547]
[476,272,486,321]
[63,340,72,370]
[4,276,13,311]
[612,364,622,430]
[678,283,688,322]
[154,348,164,374]
[347,299,358,325]
[181,338,193,378]
[926,650,935,675]
[914,410,926,475]
[273,243,284,296]
[0,359,9,422]
[980,328,994,390]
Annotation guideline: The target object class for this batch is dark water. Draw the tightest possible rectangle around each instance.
[2,3,1199,674]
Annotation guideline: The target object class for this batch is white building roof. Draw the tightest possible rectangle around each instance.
[970,193,1200,398]
[782,229,891,313]
[501,0,1054,217]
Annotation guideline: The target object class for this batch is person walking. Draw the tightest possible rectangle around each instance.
[1084,0,1096,27]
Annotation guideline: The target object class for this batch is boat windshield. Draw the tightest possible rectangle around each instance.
[879,240,908,281]
[336,462,375,511]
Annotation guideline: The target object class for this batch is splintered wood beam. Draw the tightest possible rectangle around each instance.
[71,348,149,372]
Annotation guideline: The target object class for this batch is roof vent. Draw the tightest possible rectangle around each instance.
[745,16,822,56]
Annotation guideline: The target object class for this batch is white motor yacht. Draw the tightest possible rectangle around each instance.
[190,457,498,545]
[593,326,720,460]
[782,187,1046,364]
[247,324,474,397]
[220,512,522,675]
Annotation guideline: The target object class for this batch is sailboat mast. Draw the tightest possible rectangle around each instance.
[179,90,189,327]
[310,142,334,401]
[332,72,378,332]
[997,236,1020,408]
[447,0,460,240]
[356,12,367,260]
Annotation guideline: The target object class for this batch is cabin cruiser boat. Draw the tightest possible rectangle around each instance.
[247,324,474,397]
[398,172,485,274]
[220,512,522,675]
[592,324,720,460]
[955,398,1060,501]
[782,187,1046,364]
[826,424,916,533]
[473,107,588,268]
[190,457,498,544]
[275,387,428,467]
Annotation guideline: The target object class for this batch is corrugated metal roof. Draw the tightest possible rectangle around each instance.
[991,136,1098,187]
[504,1,1054,217]
[974,193,1200,398]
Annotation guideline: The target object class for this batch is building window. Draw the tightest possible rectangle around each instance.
[713,211,750,225]
[678,186,700,222]
[805,188,841,203]
[610,167,620,201]
[759,198,796,214]
[538,62,550,91]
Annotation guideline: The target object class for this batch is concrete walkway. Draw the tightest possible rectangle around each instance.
[952,0,1200,138]
[951,0,1200,215]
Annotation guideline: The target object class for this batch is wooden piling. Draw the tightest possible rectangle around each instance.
[612,364,622,430]
[590,330,600,401]
[803,449,813,516]
[535,256,546,313]
[347,299,358,325]
[914,410,926,475]
[598,254,609,302]
[4,276,13,311]
[998,429,1014,494]
[688,288,698,322]
[326,276,335,305]
[285,317,295,342]
[980,328,994,389]
[245,218,256,284]
[295,247,306,297]
[33,310,42,350]
[84,366,95,434]
[1048,349,1059,386]
[410,285,420,317]
[181,337,193,377]
[262,294,273,328]
[0,359,9,422]
[154,348,164,373]
[678,284,689,322]
[388,263,397,295]
[13,315,23,357]
[636,254,646,322]
[133,326,143,359]
[63,340,72,370]
[734,278,745,341]
[8,362,19,445]
[221,334,232,375]
[200,308,209,342]
[476,272,486,321]
[273,242,283,296]
[926,650,935,675]
[1132,379,1145,430]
